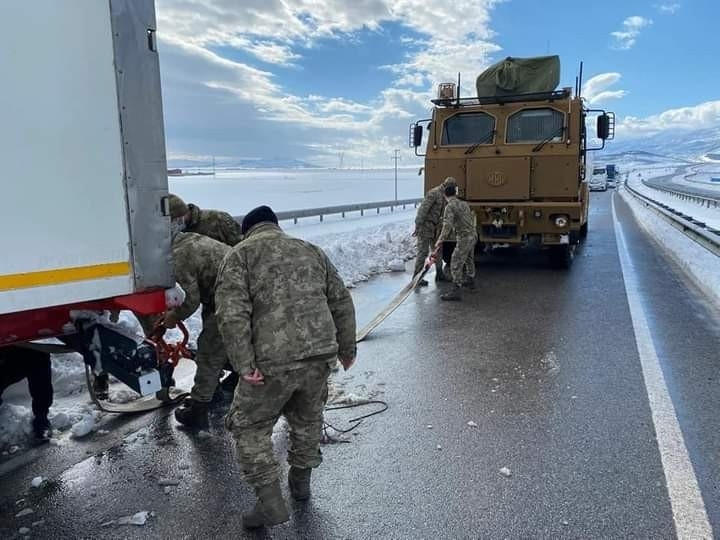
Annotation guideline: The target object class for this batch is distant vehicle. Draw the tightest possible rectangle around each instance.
[606,163,617,179]
[409,56,615,269]
[589,174,608,191]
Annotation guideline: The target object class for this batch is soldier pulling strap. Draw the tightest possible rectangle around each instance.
[356,247,440,342]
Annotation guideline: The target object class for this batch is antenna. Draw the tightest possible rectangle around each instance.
[456,72,461,106]
[578,61,584,97]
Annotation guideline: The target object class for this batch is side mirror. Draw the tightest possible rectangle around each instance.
[409,124,423,148]
[596,113,615,140]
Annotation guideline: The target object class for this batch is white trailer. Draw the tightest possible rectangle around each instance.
[0,0,177,395]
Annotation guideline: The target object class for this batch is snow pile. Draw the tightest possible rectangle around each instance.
[0,404,32,452]
[310,222,415,286]
[620,186,720,308]
[51,352,87,398]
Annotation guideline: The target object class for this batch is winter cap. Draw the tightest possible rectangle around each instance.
[241,205,279,234]
[168,194,189,219]
[442,176,457,186]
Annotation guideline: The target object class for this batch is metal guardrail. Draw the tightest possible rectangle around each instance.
[624,182,720,257]
[236,198,422,225]
[642,178,720,208]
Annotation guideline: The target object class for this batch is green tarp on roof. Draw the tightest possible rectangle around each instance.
[475,56,560,97]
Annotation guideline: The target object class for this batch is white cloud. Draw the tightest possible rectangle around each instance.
[154,0,503,166]
[611,16,653,50]
[582,72,628,104]
[655,3,681,14]
[617,101,720,138]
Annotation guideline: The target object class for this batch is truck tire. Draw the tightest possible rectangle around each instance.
[579,222,588,240]
[548,245,574,269]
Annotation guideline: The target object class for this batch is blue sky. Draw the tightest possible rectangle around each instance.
[156,0,718,167]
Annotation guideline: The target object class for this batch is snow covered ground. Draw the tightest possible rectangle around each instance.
[169,167,424,216]
[619,166,720,310]
[628,175,720,230]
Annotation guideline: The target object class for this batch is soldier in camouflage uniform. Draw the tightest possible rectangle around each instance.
[413,176,457,285]
[215,205,357,530]
[168,193,243,246]
[161,231,232,429]
[435,184,477,301]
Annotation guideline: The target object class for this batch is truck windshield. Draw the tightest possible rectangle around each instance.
[592,167,606,175]
[441,112,495,145]
[507,108,564,143]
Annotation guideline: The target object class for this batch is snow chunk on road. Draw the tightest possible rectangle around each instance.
[102,511,152,527]
[467,421,478,428]
[499,467,512,477]
[16,508,34,518]
[31,476,44,488]
[70,414,97,438]
[388,257,406,272]
[19,527,30,535]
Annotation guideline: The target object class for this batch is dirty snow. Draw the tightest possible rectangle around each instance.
[102,510,152,527]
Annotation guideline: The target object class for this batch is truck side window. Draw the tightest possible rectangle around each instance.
[506,108,564,143]
[441,112,495,145]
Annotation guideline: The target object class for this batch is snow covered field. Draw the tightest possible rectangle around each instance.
[169,167,425,216]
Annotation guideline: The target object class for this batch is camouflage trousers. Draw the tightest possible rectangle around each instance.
[192,313,228,403]
[413,233,443,277]
[450,234,477,285]
[225,361,331,489]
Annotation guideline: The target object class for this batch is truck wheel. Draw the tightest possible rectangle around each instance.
[548,245,574,269]
[579,223,588,240]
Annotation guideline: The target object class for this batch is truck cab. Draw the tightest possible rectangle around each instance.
[410,56,614,268]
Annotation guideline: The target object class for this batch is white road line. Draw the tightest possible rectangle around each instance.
[612,193,713,539]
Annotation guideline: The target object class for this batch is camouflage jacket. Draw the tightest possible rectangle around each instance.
[438,197,476,242]
[415,185,446,238]
[186,204,243,247]
[170,232,230,321]
[215,223,356,375]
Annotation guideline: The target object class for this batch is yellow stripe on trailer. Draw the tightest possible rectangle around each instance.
[0,262,131,291]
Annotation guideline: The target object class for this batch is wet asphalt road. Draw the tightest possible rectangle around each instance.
[2,191,720,539]
[644,170,720,201]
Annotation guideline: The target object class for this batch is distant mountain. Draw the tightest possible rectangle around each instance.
[600,127,720,163]
[167,157,318,169]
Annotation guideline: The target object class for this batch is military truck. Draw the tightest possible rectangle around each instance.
[409,56,614,268]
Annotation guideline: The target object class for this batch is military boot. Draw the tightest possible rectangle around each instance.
[32,416,52,443]
[288,466,312,501]
[440,284,462,301]
[242,480,290,529]
[463,277,476,290]
[174,399,209,430]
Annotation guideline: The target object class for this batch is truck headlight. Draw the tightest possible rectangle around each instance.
[554,215,569,228]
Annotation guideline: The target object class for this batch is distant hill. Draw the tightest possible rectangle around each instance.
[601,127,720,163]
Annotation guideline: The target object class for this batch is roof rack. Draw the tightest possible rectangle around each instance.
[430,88,571,107]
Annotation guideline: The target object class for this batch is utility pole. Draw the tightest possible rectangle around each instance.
[392,149,401,201]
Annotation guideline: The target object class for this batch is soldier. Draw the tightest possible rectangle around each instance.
[162,230,233,429]
[413,176,457,285]
[215,205,356,530]
[435,184,478,301]
[0,345,53,442]
[168,193,243,246]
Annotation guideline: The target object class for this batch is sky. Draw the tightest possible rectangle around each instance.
[155,0,719,168]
